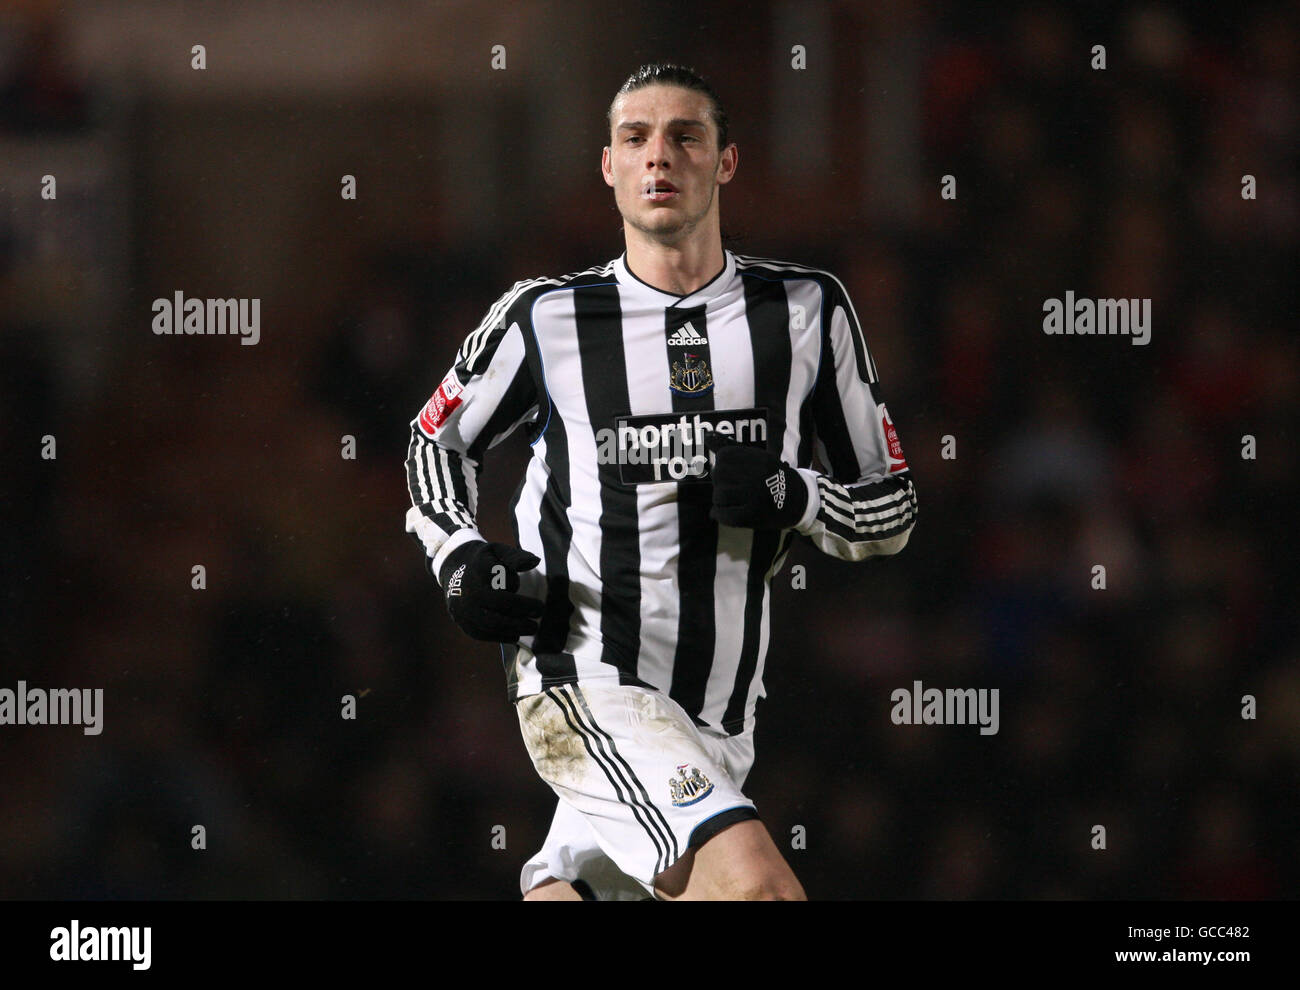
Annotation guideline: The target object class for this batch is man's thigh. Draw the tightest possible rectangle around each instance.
[521,808,805,901]
[516,681,759,897]
[653,818,806,900]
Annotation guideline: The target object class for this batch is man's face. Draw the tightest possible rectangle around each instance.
[602,84,737,245]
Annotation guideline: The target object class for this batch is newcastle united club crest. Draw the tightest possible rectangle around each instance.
[670,353,713,395]
[669,764,715,807]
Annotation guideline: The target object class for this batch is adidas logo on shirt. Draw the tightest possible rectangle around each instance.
[667,322,708,346]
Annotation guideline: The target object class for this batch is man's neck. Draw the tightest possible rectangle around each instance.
[623,228,726,296]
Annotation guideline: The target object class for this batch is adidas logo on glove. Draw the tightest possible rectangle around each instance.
[765,471,786,509]
[446,563,466,597]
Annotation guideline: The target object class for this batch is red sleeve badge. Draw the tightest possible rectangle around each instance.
[881,405,908,473]
[418,371,465,436]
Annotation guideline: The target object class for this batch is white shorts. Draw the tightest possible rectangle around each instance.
[516,681,759,900]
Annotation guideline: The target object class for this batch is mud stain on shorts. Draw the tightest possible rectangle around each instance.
[518,692,588,790]
[631,689,689,740]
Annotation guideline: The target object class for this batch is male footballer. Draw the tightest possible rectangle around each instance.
[404,64,917,900]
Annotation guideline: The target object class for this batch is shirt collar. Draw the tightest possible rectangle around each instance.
[613,249,735,307]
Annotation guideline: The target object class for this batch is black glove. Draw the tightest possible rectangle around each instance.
[437,540,544,642]
[705,436,809,530]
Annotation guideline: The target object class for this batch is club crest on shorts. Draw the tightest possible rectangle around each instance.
[668,764,714,807]
[669,353,713,395]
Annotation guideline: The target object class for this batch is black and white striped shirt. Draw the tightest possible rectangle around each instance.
[405,249,917,735]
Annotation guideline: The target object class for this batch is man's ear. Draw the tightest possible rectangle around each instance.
[601,145,615,187]
[715,143,738,185]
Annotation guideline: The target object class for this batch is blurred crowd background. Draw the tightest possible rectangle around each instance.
[1,0,1295,899]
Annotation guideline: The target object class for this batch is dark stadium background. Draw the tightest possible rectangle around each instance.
[1,1,1295,900]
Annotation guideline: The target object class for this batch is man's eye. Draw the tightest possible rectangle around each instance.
[626,136,643,144]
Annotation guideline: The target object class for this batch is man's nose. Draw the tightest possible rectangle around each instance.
[644,133,671,166]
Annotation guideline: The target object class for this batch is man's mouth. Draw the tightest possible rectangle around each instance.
[641,178,678,202]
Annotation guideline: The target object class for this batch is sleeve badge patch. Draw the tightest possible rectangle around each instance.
[418,371,465,435]
[881,405,908,473]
